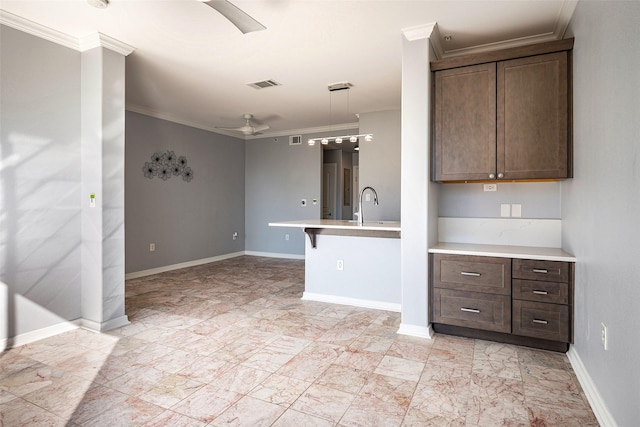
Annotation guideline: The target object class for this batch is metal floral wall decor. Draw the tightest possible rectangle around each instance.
[143,150,193,182]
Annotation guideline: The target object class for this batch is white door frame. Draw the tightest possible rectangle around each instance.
[322,163,337,219]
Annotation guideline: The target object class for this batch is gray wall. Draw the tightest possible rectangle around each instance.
[245,134,322,256]
[359,110,401,221]
[125,112,245,273]
[563,2,640,425]
[1,25,82,342]
[438,182,562,218]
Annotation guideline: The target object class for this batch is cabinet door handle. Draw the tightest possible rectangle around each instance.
[532,269,548,274]
[532,319,548,325]
[489,173,495,179]
[497,173,504,178]
[460,307,480,313]
[460,272,481,277]
[532,290,548,295]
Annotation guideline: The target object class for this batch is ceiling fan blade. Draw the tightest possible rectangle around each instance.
[215,126,242,131]
[202,0,266,34]
[252,124,270,133]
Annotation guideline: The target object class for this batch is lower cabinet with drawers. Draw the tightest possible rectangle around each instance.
[430,253,574,352]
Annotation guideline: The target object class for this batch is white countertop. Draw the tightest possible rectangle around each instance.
[429,242,576,262]
[269,219,401,232]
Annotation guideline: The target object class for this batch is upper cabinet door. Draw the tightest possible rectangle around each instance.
[497,52,569,180]
[434,63,497,181]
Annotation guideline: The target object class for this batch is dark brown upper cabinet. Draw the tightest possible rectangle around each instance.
[432,39,573,182]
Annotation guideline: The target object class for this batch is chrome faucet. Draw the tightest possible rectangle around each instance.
[355,186,379,225]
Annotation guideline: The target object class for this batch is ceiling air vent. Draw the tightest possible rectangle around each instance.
[289,135,302,146]
[248,79,281,89]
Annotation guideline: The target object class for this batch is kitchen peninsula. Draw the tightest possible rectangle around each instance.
[269,219,402,312]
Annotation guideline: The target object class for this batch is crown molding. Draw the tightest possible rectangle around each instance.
[402,22,438,42]
[79,33,135,56]
[127,104,360,141]
[402,22,443,61]
[439,0,578,59]
[554,0,579,39]
[0,10,134,55]
[441,32,561,58]
[126,104,226,135]
[245,122,360,140]
[1,10,78,50]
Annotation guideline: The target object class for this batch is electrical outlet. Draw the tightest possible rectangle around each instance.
[149,243,155,252]
[285,234,289,241]
[483,184,497,192]
[601,323,608,350]
[232,231,238,240]
[337,260,344,271]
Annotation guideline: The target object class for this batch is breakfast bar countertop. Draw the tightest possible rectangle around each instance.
[269,219,401,232]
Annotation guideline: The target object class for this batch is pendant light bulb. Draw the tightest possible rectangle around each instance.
[308,139,316,146]
[321,138,329,145]
[335,137,342,144]
[364,134,373,142]
[350,136,358,143]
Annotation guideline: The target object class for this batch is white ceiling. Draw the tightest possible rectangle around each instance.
[1,0,577,139]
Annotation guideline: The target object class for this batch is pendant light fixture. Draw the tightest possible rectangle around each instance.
[308,82,373,147]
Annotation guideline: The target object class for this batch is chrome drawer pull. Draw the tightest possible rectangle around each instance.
[532,319,548,325]
[532,290,548,295]
[460,307,480,313]
[460,272,481,277]
[532,269,548,274]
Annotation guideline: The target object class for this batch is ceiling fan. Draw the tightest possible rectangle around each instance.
[200,0,266,34]
[88,0,265,33]
[216,114,270,136]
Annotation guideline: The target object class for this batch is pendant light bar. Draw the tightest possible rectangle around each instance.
[308,134,373,146]
[308,82,371,146]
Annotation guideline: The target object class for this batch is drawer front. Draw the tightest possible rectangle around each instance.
[432,288,511,333]
[433,254,511,295]
[512,300,569,342]
[512,259,569,283]
[512,279,569,304]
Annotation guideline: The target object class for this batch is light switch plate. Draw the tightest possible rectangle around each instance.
[500,204,511,217]
[511,204,522,217]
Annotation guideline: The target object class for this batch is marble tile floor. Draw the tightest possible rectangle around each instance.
[0,256,598,426]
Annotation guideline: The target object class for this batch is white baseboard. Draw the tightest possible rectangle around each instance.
[567,346,618,427]
[80,315,130,332]
[0,315,131,351]
[125,251,246,279]
[397,323,435,339]
[244,251,305,260]
[0,320,81,351]
[126,251,305,280]
[302,292,401,312]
